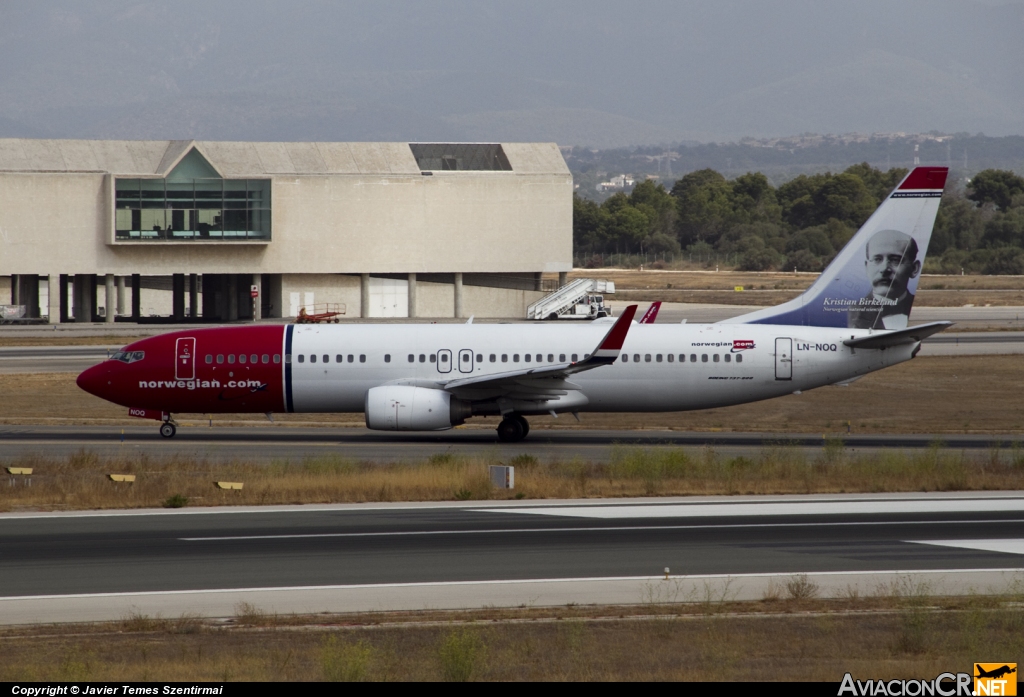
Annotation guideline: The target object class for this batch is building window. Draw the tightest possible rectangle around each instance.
[114,174,271,242]
[410,143,512,171]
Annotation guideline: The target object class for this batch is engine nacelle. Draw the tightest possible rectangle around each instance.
[364,385,471,431]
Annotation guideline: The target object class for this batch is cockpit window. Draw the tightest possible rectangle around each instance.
[110,350,144,364]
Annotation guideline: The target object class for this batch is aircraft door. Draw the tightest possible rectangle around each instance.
[175,337,196,380]
[436,349,452,374]
[775,337,792,380]
[458,349,474,373]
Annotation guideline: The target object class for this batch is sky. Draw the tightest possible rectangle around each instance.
[0,1,1022,147]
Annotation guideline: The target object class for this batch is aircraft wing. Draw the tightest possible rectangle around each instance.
[842,321,953,350]
[442,305,637,399]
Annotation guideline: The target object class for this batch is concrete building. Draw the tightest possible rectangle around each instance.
[0,139,572,323]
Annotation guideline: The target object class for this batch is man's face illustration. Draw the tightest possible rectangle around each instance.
[865,230,920,300]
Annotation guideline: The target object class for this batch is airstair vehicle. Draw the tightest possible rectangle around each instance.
[526,278,615,320]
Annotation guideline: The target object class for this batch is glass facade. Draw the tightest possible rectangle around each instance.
[410,144,512,171]
[114,178,271,241]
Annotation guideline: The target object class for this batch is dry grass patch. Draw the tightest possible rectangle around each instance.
[2,595,1024,681]
[4,443,1024,511]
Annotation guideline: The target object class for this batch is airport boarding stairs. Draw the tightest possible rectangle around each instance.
[526,278,615,320]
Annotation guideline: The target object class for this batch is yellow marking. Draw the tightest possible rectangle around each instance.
[109,474,136,483]
[734,286,744,292]
[6,467,32,475]
[216,481,244,490]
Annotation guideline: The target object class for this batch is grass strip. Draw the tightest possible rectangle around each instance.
[2,590,1024,681]
[3,442,1024,511]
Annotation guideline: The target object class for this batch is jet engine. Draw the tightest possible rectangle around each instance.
[364,385,471,431]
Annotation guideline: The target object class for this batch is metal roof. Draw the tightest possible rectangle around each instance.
[0,139,568,176]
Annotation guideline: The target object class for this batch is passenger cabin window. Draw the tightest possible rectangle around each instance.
[501,354,508,362]
[438,354,446,364]
[656,354,663,362]
[524,354,531,362]
[239,354,247,364]
[205,355,213,364]
[262,355,270,364]
[633,354,640,362]
[419,354,426,363]
[702,354,708,362]
[284,354,291,363]
[217,355,224,364]
[251,354,258,364]
[559,354,565,362]
[323,354,328,363]
[337,355,343,363]
[348,355,354,363]
[724,354,731,363]
[536,354,542,362]
[667,354,674,363]
[572,354,578,362]
[274,354,281,364]
[490,354,496,362]
[645,354,652,362]
[360,355,366,363]
[310,355,316,363]
[228,355,235,364]
[408,354,415,363]
[622,355,629,363]
[713,354,720,362]
[298,355,305,363]
[513,354,520,362]
[690,354,697,362]
[429,354,436,362]
[736,354,743,363]
[384,354,391,363]
[476,354,483,362]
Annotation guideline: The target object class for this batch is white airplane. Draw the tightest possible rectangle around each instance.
[77,167,950,442]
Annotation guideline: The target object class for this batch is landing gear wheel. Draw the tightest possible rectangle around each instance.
[497,417,526,443]
[514,414,530,437]
[159,422,177,438]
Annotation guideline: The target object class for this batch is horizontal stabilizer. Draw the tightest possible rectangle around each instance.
[843,321,952,350]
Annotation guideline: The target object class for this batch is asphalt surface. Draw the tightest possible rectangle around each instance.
[2,494,1023,598]
[1,424,1021,462]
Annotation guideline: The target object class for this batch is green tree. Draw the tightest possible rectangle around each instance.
[968,169,1024,211]
[671,168,734,246]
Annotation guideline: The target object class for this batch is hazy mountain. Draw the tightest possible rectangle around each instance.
[1,1,1022,147]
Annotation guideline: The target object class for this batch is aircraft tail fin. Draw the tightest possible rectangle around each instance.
[722,167,948,329]
[639,301,662,324]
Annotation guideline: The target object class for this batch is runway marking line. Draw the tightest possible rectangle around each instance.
[181,518,1024,542]
[3,568,1024,602]
[2,491,1024,519]
[909,539,1024,556]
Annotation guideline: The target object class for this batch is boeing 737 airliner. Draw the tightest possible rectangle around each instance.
[77,167,950,442]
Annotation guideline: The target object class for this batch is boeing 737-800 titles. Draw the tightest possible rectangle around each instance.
[77,167,950,442]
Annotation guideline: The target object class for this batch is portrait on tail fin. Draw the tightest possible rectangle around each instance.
[847,229,921,330]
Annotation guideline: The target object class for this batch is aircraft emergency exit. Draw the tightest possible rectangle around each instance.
[77,167,951,442]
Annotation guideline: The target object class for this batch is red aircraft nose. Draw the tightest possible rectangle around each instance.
[76,363,111,399]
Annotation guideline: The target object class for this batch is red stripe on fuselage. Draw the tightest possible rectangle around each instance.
[78,326,287,414]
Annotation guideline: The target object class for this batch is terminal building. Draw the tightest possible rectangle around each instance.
[0,139,572,323]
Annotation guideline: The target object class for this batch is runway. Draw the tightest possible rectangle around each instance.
[1,424,1021,462]
[2,492,1024,623]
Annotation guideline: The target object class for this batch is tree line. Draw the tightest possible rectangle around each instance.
[573,165,1024,274]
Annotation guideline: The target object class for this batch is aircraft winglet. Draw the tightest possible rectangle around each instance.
[589,304,637,363]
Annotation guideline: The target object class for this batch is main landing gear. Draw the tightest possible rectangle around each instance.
[159,421,177,438]
[497,414,530,443]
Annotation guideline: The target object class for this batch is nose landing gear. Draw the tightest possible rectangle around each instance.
[496,414,530,442]
[159,421,177,438]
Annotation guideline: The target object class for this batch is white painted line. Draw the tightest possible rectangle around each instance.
[3,492,1024,520]
[5,568,1024,602]
[909,539,1024,556]
[482,499,1024,519]
[181,518,1024,541]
